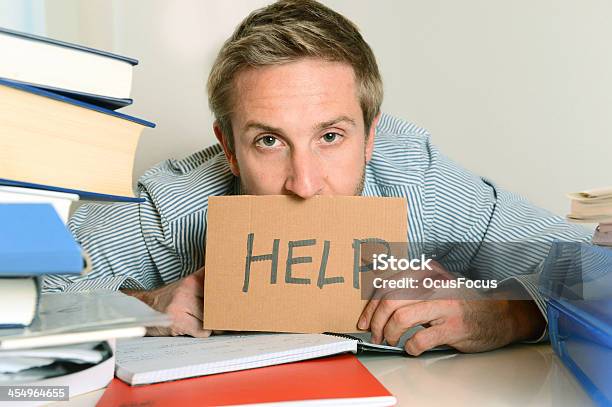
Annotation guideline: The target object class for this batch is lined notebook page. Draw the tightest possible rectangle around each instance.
[116,333,357,385]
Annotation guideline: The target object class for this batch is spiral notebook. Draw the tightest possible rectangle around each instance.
[115,333,358,385]
[115,329,452,386]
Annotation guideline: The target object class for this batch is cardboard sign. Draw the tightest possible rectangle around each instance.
[203,195,407,333]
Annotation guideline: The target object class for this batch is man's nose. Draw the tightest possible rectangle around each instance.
[283,150,324,199]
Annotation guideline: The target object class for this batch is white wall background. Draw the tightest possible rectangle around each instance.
[1,0,610,216]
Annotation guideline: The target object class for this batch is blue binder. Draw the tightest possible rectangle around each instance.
[541,242,612,407]
[0,204,84,276]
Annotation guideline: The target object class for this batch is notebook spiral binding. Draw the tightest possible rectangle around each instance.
[323,332,364,342]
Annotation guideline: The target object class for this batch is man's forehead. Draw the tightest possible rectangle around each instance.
[233,59,358,103]
[235,58,356,85]
[231,59,363,131]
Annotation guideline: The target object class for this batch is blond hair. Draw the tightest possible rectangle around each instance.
[207,0,383,151]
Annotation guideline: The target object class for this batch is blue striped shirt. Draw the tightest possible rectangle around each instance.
[43,113,590,335]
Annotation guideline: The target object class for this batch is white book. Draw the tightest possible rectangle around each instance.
[0,186,78,224]
[0,340,116,407]
[0,341,108,372]
[0,278,38,327]
[0,291,170,350]
[568,187,612,202]
[116,333,358,385]
[0,27,135,100]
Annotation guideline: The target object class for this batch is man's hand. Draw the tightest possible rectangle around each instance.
[357,262,545,356]
[123,267,212,337]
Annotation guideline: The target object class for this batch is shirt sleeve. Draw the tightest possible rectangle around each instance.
[42,186,181,293]
[422,141,591,342]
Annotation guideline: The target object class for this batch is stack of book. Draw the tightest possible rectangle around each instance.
[0,292,169,404]
[0,27,165,402]
[0,200,84,327]
[567,187,612,246]
[0,27,154,202]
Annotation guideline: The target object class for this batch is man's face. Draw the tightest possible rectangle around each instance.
[215,58,378,198]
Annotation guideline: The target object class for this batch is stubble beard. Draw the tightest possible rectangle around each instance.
[353,159,366,196]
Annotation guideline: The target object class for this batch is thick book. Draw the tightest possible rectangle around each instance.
[0,27,136,102]
[0,185,78,223]
[99,354,396,407]
[567,187,612,223]
[0,277,39,327]
[0,78,154,202]
[0,204,84,276]
[0,291,171,350]
[568,199,612,222]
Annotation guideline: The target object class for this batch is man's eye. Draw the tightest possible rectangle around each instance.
[256,135,280,148]
[321,132,341,143]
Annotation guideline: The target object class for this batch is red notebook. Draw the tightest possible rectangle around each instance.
[97,354,396,406]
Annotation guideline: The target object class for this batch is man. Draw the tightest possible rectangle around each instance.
[44,0,588,355]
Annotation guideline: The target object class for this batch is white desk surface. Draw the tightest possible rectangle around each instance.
[358,343,592,406]
[57,343,592,407]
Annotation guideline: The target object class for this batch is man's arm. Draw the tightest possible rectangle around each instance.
[43,187,212,337]
[360,138,590,354]
[43,192,163,292]
[123,267,212,337]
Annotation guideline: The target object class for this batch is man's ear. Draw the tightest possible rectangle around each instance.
[365,112,380,163]
[214,121,240,177]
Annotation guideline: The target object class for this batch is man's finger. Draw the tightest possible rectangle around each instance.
[383,301,442,346]
[358,298,380,330]
[369,297,417,344]
[176,313,212,338]
[404,325,448,356]
[359,284,414,330]
[194,268,205,285]
[359,265,453,331]
[186,296,204,321]
[369,299,404,344]
[368,288,425,343]
[188,329,213,338]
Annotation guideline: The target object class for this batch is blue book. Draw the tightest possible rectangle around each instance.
[0,78,153,203]
[0,204,84,276]
[0,27,137,104]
